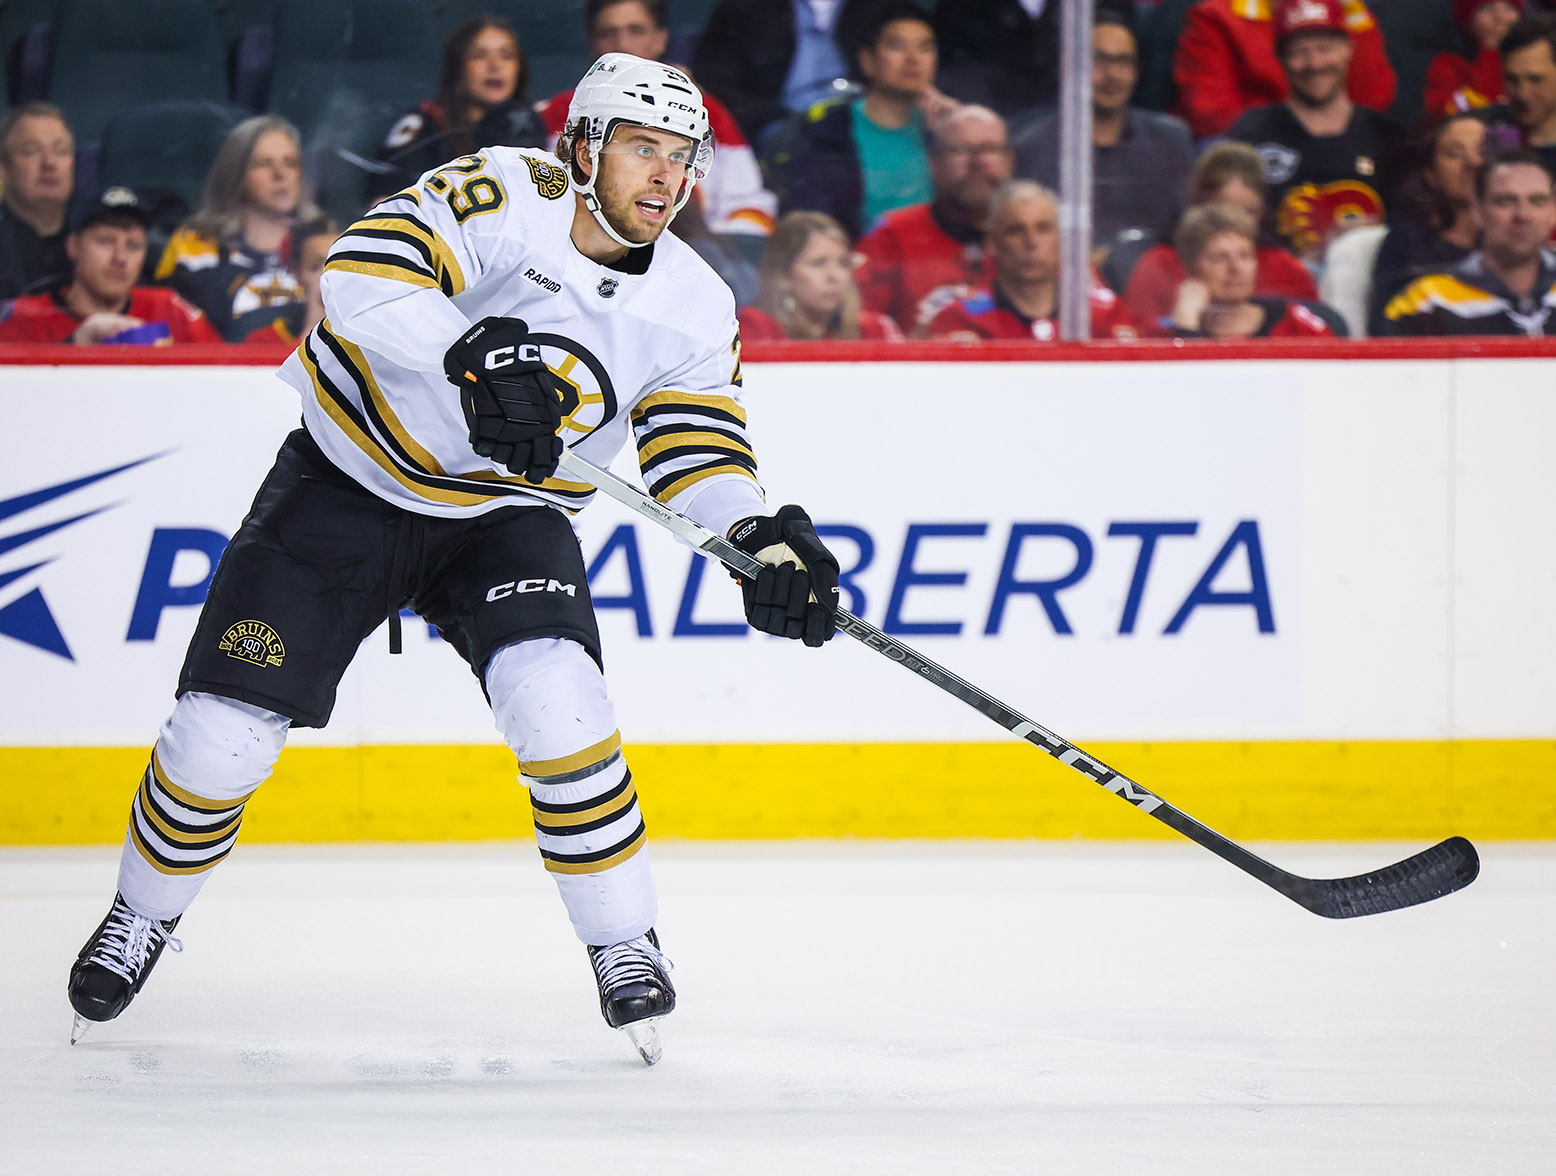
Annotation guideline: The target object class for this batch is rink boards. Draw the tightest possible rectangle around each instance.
[1,350,1553,841]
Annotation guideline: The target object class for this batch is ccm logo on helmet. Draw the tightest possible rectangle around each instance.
[486,578,578,602]
[486,343,543,370]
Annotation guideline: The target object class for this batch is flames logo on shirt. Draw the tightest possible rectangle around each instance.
[1276,179,1385,258]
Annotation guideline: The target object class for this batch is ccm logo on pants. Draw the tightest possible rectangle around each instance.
[486,578,578,602]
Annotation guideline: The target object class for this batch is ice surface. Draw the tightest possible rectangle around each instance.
[2,842,1551,1174]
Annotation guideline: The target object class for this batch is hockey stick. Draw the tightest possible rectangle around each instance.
[556,450,1480,919]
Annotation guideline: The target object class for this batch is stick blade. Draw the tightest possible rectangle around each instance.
[1285,836,1480,919]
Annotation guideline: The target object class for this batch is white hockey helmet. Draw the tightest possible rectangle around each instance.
[565,52,714,248]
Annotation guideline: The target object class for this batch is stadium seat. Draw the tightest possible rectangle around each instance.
[44,0,227,142]
[1318,223,1389,339]
[307,101,405,225]
[2,0,57,106]
[268,0,438,143]
[96,100,244,225]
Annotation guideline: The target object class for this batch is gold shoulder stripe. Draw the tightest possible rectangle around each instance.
[1384,273,1500,321]
[323,257,438,288]
[349,214,466,295]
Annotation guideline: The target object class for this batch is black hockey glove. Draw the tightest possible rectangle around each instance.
[444,316,570,484]
[729,506,840,648]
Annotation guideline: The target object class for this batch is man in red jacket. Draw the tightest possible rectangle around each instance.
[0,187,221,345]
[927,180,1138,340]
[1172,0,1396,139]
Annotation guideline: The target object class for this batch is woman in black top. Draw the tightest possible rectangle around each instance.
[1367,112,1486,335]
[376,17,548,197]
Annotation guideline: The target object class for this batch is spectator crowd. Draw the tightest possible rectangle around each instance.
[5,0,1556,344]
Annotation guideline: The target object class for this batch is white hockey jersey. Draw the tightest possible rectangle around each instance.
[278,147,764,539]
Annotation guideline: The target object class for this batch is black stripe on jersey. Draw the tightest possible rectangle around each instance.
[635,420,753,454]
[536,818,647,867]
[646,458,756,502]
[534,805,640,839]
[309,328,595,509]
[639,442,758,478]
[529,771,634,816]
[327,250,436,285]
[336,228,437,276]
[630,400,748,429]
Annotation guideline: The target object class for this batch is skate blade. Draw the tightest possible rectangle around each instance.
[621,1016,664,1066]
[70,1013,93,1045]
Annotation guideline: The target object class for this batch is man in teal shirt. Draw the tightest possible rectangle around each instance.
[768,1,958,238]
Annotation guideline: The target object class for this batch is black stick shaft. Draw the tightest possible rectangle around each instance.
[555,451,1479,918]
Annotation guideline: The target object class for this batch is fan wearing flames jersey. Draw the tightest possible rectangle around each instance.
[927,179,1138,340]
[63,54,841,1068]
[1382,150,1556,336]
[1228,0,1404,263]
[1172,0,1396,140]
[1423,1,1523,124]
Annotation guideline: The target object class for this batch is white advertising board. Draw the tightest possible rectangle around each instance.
[0,358,1551,746]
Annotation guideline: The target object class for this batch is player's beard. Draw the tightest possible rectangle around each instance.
[595,173,676,246]
[1289,66,1346,110]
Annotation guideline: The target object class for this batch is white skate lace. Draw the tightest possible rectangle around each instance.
[591,935,673,992]
[86,898,183,984]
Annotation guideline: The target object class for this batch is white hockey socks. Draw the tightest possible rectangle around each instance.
[487,638,657,946]
[117,692,289,921]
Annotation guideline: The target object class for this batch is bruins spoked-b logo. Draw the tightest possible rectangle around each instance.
[219,620,286,668]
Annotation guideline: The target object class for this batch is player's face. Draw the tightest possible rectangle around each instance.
[1281,32,1352,108]
[1208,178,1265,223]
[1504,41,1556,135]
[0,114,74,208]
[592,125,696,244]
[463,25,521,109]
[1091,23,1139,116]
[989,193,1059,285]
[930,112,1013,214]
[589,1,668,60]
[1476,162,1556,265]
[859,19,937,100]
[67,223,147,303]
[783,230,852,319]
[1428,118,1486,207]
[244,130,302,218]
[1192,230,1258,305]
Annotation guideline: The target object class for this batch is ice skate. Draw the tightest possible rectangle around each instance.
[588,929,675,1065]
[67,892,182,1044]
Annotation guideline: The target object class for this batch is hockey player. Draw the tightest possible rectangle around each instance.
[64,53,841,1066]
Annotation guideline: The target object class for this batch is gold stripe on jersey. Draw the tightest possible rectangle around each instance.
[315,323,596,502]
[1384,274,1507,322]
[636,427,756,467]
[650,461,760,504]
[341,213,466,295]
[129,755,246,875]
[520,730,623,778]
[323,256,440,289]
[301,335,501,508]
[630,388,748,426]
